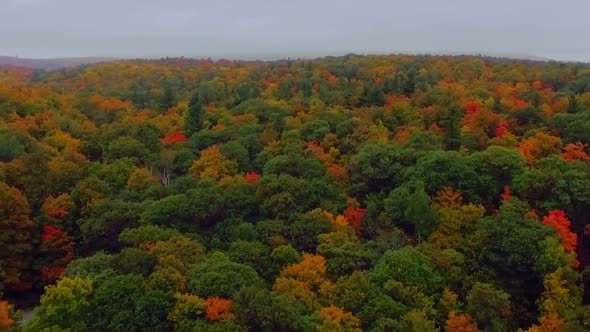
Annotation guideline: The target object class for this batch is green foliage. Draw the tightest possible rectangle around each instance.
[370,247,442,295]
[187,252,264,298]
[26,277,93,332]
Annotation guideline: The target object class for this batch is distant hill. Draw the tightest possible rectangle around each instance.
[0,56,116,70]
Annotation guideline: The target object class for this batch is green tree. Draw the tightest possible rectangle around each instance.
[0,182,33,291]
[184,92,204,136]
[26,277,93,332]
[158,85,176,113]
[187,252,263,298]
[370,247,442,295]
[466,283,512,332]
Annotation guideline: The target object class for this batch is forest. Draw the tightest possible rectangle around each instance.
[1,54,590,331]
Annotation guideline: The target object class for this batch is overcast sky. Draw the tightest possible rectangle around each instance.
[2,0,590,62]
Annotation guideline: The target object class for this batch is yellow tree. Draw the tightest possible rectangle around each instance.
[190,145,238,181]
[272,254,333,309]
[316,305,362,332]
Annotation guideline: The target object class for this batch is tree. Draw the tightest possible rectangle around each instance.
[187,252,263,298]
[370,247,442,295]
[560,142,589,162]
[446,311,479,332]
[26,277,93,332]
[206,298,234,321]
[184,92,204,137]
[289,209,334,252]
[466,283,511,332]
[0,182,33,290]
[134,290,174,332]
[158,85,176,113]
[167,292,206,326]
[405,181,437,239]
[272,254,333,308]
[542,211,577,253]
[190,145,238,181]
[315,305,362,332]
[0,301,15,329]
[90,274,144,332]
[440,105,464,150]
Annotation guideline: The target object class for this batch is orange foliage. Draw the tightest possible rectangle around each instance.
[327,164,347,180]
[433,187,463,209]
[280,254,327,286]
[446,311,479,332]
[0,301,14,329]
[205,298,234,321]
[524,210,540,222]
[532,80,544,90]
[525,313,565,332]
[542,211,577,252]
[560,142,589,162]
[517,133,562,164]
[512,97,529,110]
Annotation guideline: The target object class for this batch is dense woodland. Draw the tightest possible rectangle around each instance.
[1,54,590,331]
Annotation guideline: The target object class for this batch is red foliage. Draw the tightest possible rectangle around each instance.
[41,225,75,282]
[40,266,66,282]
[431,123,444,137]
[205,298,234,321]
[207,104,217,111]
[543,210,577,252]
[500,185,512,202]
[465,102,478,116]
[306,140,320,147]
[162,132,188,144]
[513,98,529,110]
[245,172,261,183]
[495,123,509,137]
[344,207,367,236]
[51,207,67,219]
[373,77,382,85]
[42,225,63,242]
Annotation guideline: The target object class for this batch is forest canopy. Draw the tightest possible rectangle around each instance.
[1,54,590,331]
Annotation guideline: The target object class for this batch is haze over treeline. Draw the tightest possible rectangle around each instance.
[2,0,590,62]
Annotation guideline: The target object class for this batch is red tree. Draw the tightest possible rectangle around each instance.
[542,210,577,252]
[344,207,367,236]
[162,132,188,144]
[245,172,261,183]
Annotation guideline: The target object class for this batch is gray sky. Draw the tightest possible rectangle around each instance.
[2,0,590,61]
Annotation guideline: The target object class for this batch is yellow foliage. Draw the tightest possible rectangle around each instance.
[127,168,159,191]
[189,145,238,181]
[316,305,362,332]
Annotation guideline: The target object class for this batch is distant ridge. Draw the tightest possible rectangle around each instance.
[1,52,586,71]
[0,56,117,70]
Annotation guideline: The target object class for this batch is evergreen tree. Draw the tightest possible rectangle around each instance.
[405,181,437,239]
[158,86,176,113]
[184,92,204,136]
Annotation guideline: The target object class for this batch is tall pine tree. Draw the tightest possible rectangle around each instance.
[184,92,204,136]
